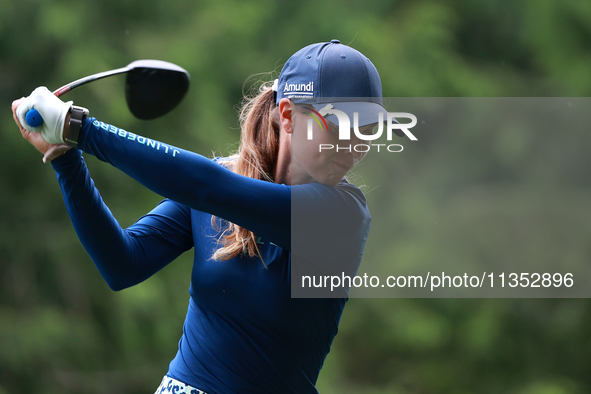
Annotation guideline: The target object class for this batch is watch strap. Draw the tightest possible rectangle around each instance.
[65,106,89,147]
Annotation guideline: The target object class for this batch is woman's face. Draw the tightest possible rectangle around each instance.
[287,103,374,186]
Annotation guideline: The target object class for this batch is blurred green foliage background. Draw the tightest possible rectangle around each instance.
[1,0,591,393]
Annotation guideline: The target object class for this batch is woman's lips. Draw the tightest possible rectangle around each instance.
[332,161,351,172]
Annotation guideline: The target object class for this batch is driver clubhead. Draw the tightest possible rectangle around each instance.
[125,60,190,120]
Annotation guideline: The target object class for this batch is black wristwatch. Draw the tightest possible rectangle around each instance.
[65,105,89,147]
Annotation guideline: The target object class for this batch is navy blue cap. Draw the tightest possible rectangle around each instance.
[274,40,389,126]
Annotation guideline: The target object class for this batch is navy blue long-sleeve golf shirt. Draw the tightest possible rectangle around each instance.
[50,117,371,394]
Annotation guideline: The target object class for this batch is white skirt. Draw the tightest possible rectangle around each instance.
[154,375,209,394]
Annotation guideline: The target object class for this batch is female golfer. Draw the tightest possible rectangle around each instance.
[13,40,386,394]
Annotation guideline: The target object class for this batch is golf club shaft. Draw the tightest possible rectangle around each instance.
[25,66,131,127]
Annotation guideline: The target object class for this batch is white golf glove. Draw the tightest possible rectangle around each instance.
[16,86,73,144]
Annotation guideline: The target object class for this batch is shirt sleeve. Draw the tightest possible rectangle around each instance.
[77,118,292,250]
[51,148,194,290]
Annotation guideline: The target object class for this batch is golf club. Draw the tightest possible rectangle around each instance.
[25,60,190,127]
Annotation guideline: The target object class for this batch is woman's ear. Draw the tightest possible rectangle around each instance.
[279,98,294,134]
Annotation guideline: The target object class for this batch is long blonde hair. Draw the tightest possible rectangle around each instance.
[211,81,281,262]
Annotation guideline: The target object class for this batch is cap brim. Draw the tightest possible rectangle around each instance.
[311,101,398,127]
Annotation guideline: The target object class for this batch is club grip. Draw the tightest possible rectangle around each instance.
[26,109,43,127]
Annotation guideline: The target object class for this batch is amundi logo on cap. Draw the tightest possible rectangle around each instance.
[283,81,314,98]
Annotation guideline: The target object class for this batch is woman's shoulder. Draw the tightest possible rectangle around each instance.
[335,178,367,204]
[295,178,367,205]
[292,180,370,230]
